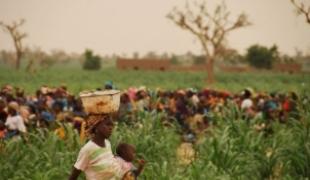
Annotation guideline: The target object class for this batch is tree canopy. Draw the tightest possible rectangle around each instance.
[246,44,279,69]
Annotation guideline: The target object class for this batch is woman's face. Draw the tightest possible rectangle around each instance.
[96,118,114,139]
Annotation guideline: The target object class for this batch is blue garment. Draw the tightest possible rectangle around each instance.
[265,100,277,111]
[41,111,55,122]
[5,130,18,139]
[104,80,114,89]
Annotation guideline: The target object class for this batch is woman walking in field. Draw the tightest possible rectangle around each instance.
[69,114,124,180]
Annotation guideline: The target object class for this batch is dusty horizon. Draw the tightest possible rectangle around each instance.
[0,0,310,56]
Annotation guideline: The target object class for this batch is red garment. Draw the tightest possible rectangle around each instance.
[282,100,291,112]
[0,130,6,139]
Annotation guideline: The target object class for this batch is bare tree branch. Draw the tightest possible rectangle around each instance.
[291,0,310,24]
[0,19,27,69]
[167,0,250,83]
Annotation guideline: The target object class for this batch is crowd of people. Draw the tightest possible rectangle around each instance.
[0,83,304,141]
[121,86,304,141]
[0,84,85,139]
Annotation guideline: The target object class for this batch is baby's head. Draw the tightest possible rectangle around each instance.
[116,143,136,162]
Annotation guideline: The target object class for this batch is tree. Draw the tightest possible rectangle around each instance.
[193,55,206,65]
[0,19,27,70]
[83,49,101,70]
[290,0,310,24]
[144,51,159,59]
[167,0,250,83]
[0,50,15,65]
[219,49,245,65]
[24,47,56,71]
[170,55,180,65]
[246,44,279,69]
[133,52,140,59]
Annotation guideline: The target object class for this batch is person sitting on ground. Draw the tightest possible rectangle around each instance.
[240,89,253,110]
[5,106,27,138]
[115,143,145,179]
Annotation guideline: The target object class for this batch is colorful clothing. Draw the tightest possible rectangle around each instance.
[241,99,253,110]
[0,130,6,139]
[74,140,123,180]
[115,156,134,174]
[85,115,109,138]
[5,115,26,133]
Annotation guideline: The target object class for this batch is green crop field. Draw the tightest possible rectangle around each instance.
[0,66,310,179]
[1,106,310,179]
[0,66,309,94]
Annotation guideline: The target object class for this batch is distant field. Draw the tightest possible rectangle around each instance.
[0,66,309,94]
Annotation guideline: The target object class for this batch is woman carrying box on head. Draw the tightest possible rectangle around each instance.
[69,90,144,180]
[69,114,124,180]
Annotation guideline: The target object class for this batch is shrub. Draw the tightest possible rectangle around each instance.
[246,44,278,69]
[82,49,101,70]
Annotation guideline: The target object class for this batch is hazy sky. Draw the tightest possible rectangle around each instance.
[0,0,309,56]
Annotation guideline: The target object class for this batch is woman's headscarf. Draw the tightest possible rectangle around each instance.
[84,114,110,138]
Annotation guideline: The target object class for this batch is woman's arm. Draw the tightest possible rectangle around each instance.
[68,167,81,180]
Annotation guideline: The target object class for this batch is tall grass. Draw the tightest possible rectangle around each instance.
[0,127,82,180]
[1,106,309,179]
[1,66,309,179]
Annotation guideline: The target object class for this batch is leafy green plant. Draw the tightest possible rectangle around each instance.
[0,82,309,179]
[83,49,101,70]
